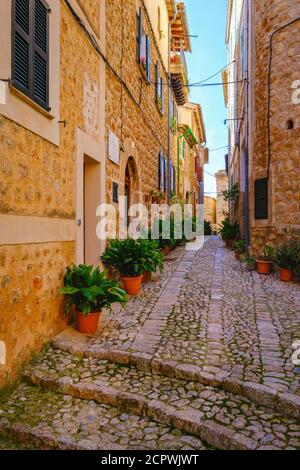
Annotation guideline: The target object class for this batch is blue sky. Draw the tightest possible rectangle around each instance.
[185,0,228,196]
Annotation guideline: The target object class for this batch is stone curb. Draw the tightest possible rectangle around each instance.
[0,422,129,451]
[24,371,259,450]
[51,339,300,421]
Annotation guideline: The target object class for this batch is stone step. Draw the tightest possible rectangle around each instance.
[0,383,209,451]
[0,436,38,450]
[52,333,300,421]
[23,347,300,450]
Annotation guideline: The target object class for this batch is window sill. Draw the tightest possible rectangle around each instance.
[9,84,54,120]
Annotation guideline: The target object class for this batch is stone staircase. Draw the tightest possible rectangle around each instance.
[0,343,299,450]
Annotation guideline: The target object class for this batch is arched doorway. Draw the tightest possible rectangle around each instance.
[124,157,139,226]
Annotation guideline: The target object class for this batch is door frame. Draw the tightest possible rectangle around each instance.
[76,129,106,265]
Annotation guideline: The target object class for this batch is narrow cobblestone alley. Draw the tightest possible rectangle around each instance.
[0,237,300,450]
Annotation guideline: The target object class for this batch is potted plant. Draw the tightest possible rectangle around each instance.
[218,218,240,249]
[60,265,127,334]
[245,255,256,272]
[204,220,213,236]
[234,240,246,261]
[274,244,296,282]
[256,245,275,275]
[101,238,152,295]
[150,219,176,255]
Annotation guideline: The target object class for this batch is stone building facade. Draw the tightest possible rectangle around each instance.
[216,170,229,227]
[204,196,216,225]
[224,0,300,251]
[0,1,208,388]
[249,0,300,251]
[0,0,106,388]
[177,102,207,212]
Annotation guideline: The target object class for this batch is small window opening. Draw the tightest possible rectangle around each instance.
[286,119,294,130]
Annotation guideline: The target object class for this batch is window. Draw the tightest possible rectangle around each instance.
[112,182,119,203]
[158,151,167,192]
[155,63,164,114]
[137,7,151,82]
[255,178,269,220]
[12,0,50,110]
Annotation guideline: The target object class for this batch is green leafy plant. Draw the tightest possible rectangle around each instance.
[204,220,213,236]
[218,218,240,241]
[258,244,275,262]
[274,244,297,270]
[101,238,164,278]
[150,218,177,250]
[60,265,127,316]
[222,183,240,202]
[234,240,246,254]
[245,254,256,265]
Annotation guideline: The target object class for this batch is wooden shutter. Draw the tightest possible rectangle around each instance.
[160,77,164,114]
[137,7,142,62]
[146,36,151,82]
[12,0,31,94]
[12,0,49,109]
[173,166,176,193]
[155,63,159,101]
[33,0,49,108]
[163,158,167,193]
[255,178,269,220]
[158,151,162,190]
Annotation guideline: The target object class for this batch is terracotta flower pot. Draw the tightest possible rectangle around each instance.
[161,245,170,256]
[256,260,273,275]
[76,311,101,334]
[279,268,293,282]
[142,271,152,283]
[121,276,143,295]
[235,251,240,260]
[225,239,235,249]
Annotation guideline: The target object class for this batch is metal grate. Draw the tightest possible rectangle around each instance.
[112,182,119,203]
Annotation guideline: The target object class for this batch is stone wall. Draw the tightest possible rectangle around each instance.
[105,0,169,208]
[204,196,216,225]
[0,1,101,387]
[250,0,300,251]
[216,170,229,227]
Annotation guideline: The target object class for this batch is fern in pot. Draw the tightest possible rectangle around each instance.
[101,238,159,295]
[60,265,127,334]
[274,244,297,282]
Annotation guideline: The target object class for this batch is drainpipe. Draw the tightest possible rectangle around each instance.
[168,7,181,205]
[245,0,250,251]
[177,129,189,199]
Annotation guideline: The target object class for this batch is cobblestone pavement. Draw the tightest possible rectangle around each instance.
[0,236,300,450]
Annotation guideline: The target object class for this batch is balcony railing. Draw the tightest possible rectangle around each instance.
[170,42,189,106]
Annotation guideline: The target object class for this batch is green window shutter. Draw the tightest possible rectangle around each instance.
[12,0,50,110]
[12,0,31,94]
[255,178,269,220]
[160,77,164,114]
[33,0,49,108]
[155,63,159,101]
[137,7,142,62]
